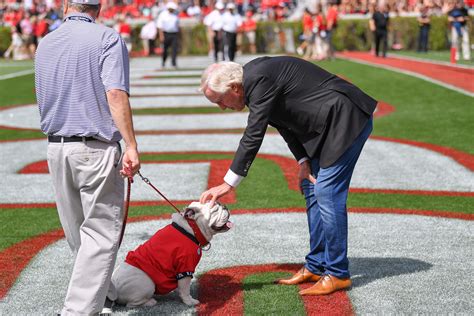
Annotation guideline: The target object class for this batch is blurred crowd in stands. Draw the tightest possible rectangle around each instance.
[1,0,472,60]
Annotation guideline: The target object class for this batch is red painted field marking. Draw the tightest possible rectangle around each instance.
[198,264,354,316]
[370,136,474,171]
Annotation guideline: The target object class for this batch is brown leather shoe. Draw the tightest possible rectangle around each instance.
[299,274,352,295]
[275,267,322,285]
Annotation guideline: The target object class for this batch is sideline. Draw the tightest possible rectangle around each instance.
[0,69,34,81]
[388,53,474,70]
[337,53,474,97]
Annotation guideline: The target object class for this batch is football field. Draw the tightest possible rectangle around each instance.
[0,54,473,315]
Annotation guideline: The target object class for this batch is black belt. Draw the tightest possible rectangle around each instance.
[48,135,96,143]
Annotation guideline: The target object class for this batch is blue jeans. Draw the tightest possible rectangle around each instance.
[302,118,373,278]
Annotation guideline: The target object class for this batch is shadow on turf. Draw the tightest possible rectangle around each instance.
[109,258,432,314]
[350,257,433,288]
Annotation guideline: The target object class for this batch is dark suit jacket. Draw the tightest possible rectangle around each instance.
[230,56,377,177]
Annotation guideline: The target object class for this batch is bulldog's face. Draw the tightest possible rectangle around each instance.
[183,202,233,240]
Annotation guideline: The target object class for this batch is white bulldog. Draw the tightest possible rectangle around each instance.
[107,202,232,308]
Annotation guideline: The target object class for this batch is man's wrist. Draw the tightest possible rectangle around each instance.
[223,169,243,188]
[298,157,310,165]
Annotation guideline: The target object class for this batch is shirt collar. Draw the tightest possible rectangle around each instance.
[64,12,96,23]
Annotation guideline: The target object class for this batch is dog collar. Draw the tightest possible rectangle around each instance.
[185,217,209,247]
[171,222,199,246]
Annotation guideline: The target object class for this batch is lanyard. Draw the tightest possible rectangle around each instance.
[65,16,94,23]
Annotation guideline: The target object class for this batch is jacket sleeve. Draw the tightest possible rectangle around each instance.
[275,126,308,161]
[230,75,279,177]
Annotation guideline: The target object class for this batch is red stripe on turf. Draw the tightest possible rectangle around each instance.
[374,101,395,118]
[371,135,474,171]
[231,207,474,220]
[0,229,64,299]
[350,188,474,197]
[349,207,474,220]
[197,264,353,316]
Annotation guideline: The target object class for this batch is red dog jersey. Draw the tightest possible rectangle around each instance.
[125,223,202,295]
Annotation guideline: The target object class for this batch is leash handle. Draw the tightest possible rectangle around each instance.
[137,171,181,213]
[119,177,132,247]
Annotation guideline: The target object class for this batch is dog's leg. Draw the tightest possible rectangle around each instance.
[177,277,200,306]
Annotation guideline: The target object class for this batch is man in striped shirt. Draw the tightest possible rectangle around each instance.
[35,0,140,314]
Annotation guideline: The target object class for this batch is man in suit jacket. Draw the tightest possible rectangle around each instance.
[200,56,377,295]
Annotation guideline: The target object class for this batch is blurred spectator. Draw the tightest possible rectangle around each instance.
[370,4,389,57]
[448,0,470,61]
[157,1,180,68]
[140,15,158,56]
[417,4,431,53]
[239,9,258,54]
[222,2,242,61]
[296,8,315,57]
[204,1,225,61]
[19,12,35,58]
[310,4,328,60]
[115,14,132,53]
[326,1,339,60]
[35,14,49,44]
[186,0,202,19]
[4,25,29,60]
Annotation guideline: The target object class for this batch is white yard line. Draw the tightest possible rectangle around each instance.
[0,69,35,81]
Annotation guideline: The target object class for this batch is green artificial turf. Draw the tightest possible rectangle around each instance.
[0,60,34,67]
[0,207,61,250]
[0,67,34,76]
[390,50,474,67]
[0,74,36,107]
[0,129,44,141]
[244,272,305,315]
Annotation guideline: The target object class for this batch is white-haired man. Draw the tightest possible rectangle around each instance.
[199,56,377,295]
[35,0,140,314]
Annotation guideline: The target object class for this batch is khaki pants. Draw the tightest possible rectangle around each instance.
[47,140,124,315]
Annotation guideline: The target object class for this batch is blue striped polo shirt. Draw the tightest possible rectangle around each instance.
[35,12,130,142]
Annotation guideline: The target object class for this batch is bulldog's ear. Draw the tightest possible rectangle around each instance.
[183,208,196,218]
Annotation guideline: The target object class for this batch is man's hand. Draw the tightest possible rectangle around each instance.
[298,160,316,194]
[200,182,233,205]
[120,147,140,179]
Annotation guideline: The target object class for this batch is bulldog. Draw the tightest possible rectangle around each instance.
[107,201,232,308]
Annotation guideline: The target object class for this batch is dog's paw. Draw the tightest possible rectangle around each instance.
[182,297,200,306]
[143,298,157,307]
